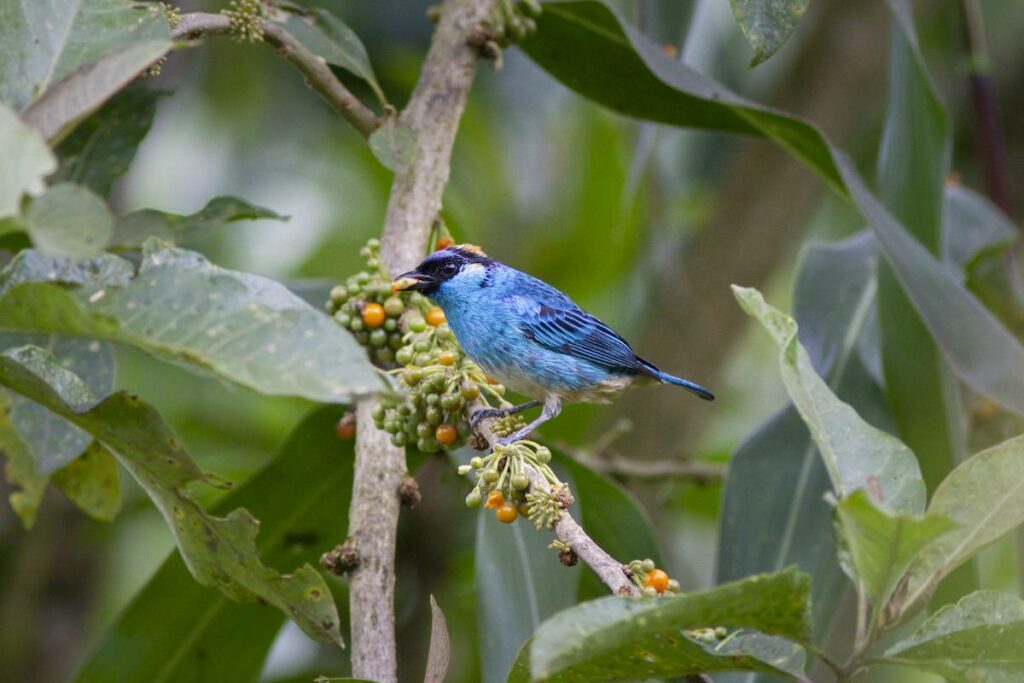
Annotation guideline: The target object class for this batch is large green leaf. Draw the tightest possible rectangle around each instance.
[477,507,579,683]
[24,182,114,258]
[274,6,386,106]
[719,234,885,644]
[897,433,1024,620]
[50,439,120,521]
[109,196,288,250]
[835,490,954,613]
[883,591,1024,681]
[520,1,1024,416]
[0,242,380,402]
[0,345,344,647]
[734,286,925,514]
[54,84,162,198]
[557,452,662,600]
[0,101,56,218]
[0,390,47,527]
[525,568,811,682]
[728,0,809,66]
[0,331,114,474]
[76,405,354,683]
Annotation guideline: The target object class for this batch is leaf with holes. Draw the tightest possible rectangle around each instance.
[0,242,380,402]
[0,345,344,647]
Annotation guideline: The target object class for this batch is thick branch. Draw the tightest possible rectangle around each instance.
[171,13,379,138]
[347,1,497,681]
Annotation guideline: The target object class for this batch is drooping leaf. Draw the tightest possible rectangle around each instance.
[0,243,380,402]
[897,433,1024,620]
[477,508,579,683]
[520,1,1024,415]
[0,332,114,474]
[835,490,954,612]
[25,182,114,258]
[54,84,162,197]
[51,439,120,521]
[0,102,57,219]
[943,185,1017,269]
[275,6,387,106]
[718,233,882,646]
[425,595,451,683]
[733,286,925,514]
[557,452,662,600]
[527,568,811,682]
[728,0,809,66]
[369,117,415,172]
[109,196,288,250]
[883,591,1024,681]
[75,405,354,683]
[0,345,344,647]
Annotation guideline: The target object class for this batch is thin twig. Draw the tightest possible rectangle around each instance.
[346,1,498,681]
[473,410,640,596]
[171,12,380,138]
[554,440,726,484]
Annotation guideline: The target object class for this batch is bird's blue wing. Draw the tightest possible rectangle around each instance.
[507,278,641,372]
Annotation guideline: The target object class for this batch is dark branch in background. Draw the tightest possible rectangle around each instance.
[171,13,380,138]
[556,440,725,485]
[961,0,1016,219]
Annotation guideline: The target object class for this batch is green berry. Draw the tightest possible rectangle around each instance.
[435,324,453,341]
[714,626,727,638]
[426,407,442,425]
[403,367,423,385]
[389,334,405,350]
[414,353,432,367]
[367,238,380,249]
[384,297,405,317]
[417,437,440,454]
[470,456,484,469]
[483,468,499,483]
[350,318,365,332]
[330,285,348,304]
[370,329,388,347]
[641,558,656,573]
[535,447,551,463]
[414,339,431,353]
[391,432,407,447]
[375,347,394,363]
[416,422,433,438]
[409,317,426,333]
[347,282,362,296]
[642,586,658,597]
[396,347,414,365]
[426,393,440,406]
[465,488,482,508]
[371,405,386,421]
[357,271,370,284]
[383,318,397,332]
[355,331,369,345]
[511,473,530,490]
[461,383,481,400]
[440,393,461,411]
[334,312,352,328]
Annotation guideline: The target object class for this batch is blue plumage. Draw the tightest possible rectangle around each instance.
[393,245,712,443]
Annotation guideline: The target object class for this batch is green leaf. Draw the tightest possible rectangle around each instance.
[109,196,288,250]
[54,84,162,198]
[76,405,354,682]
[719,233,885,645]
[0,345,344,647]
[835,490,954,612]
[0,390,47,527]
[943,185,1017,269]
[0,101,57,219]
[728,0,809,66]
[897,433,1024,619]
[733,286,925,514]
[0,243,380,402]
[521,1,1024,416]
[557,452,662,600]
[527,568,811,682]
[369,117,415,172]
[476,507,579,683]
[275,6,387,106]
[51,439,120,521]
[25,182,114,258]
[884,591,1024,681]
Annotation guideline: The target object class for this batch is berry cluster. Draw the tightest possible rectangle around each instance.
[223,0,264,43]
[490,0,542,45]
[458,441,568,528]
[626,559,681,597]
[326,239,428,368]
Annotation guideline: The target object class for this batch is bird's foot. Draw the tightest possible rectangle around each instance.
[470,408,507,431]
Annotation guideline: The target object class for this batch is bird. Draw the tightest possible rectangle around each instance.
[392,244,713,444]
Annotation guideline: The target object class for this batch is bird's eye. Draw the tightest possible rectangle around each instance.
[442,262,458,276]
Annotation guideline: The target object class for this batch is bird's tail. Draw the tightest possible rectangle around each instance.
[638,360,715,401]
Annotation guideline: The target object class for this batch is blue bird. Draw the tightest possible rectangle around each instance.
[392,245,713,444]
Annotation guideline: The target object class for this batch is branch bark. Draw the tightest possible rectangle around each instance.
[171,12,380,138]
[346,1,497,680]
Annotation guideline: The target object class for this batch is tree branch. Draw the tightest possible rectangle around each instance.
[346,1,497,680]
[171,12,380,138]
[554,440,726,484]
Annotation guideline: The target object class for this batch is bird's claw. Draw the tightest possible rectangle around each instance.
[470,408,505,431]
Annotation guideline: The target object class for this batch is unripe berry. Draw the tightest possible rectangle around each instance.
[408,317,427,333]
[465,488,482,508]
[396,347,414,365]
[511,473,530,490]
[383,297,405,317]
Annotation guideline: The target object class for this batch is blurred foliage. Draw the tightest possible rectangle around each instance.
[1,0,1023,682]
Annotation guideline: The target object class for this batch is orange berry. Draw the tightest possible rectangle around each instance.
[484,489,504,509]
[435,423,458,445]
[425,306,446,327]
[438,350,457,366]
[362,303,386,328]
[435,236,455,250]
[496,501,518,524]
[643,569,670,593]
[335,413,356,440]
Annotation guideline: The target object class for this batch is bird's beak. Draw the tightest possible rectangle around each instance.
[391,271,435,293]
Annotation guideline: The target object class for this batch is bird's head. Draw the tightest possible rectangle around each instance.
[391,245,493,298]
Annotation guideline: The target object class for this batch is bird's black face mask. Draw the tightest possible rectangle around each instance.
[391,245,488,295]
